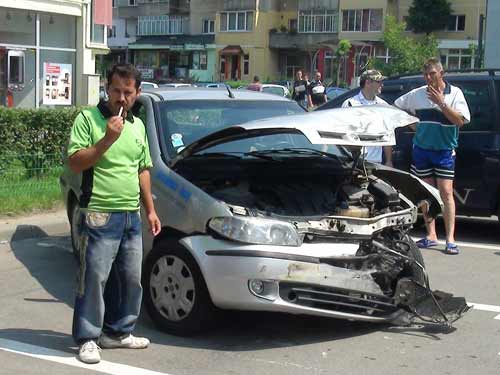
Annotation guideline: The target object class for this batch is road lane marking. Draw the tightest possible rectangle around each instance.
[411,237,500,251]
[0,338,172,375]
[468,302,500,320]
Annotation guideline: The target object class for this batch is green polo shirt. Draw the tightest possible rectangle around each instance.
[68,102,153,212]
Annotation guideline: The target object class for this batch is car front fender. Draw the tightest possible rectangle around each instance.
[373,165,443,218]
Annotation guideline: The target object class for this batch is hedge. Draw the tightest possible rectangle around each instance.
[0,106,81,176]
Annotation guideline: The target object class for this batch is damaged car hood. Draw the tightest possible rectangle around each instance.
[171,105,419,166]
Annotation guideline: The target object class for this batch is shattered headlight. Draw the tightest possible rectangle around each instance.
[208,216,302,246]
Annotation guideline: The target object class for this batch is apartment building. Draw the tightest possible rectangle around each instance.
[398,0,486,70]
[108,0,217,82]
[105,0,487,84]
[268,0,340,82]
[336,0,486,86]
[0,0,107,108]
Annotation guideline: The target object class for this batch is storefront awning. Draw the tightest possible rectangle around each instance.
[220,45,243,55]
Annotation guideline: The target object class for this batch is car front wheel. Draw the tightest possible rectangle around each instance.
[142,239,216,336]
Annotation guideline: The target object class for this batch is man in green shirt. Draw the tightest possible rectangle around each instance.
[68,64,161,364]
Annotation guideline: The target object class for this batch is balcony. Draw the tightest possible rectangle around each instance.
[269,32,338,49]
[270,11,338,49]
[116,0,189,18]
[137,15,187,36]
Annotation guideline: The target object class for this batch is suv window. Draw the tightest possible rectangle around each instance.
[452,80,493,131]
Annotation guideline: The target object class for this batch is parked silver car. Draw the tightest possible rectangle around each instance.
[61,91,468,336]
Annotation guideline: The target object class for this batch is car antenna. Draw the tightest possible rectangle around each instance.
[226,85,235,99]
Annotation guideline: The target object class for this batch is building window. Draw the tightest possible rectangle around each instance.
[107,25,116,38]
[203,19,215,34]
[112,0,116,7]
[342,9,382,32]
[138,15,185,35]
[90,0,106,44]
[446,15,466,31]
[191,51,207,70]
[373,46,390,64]
[289,18,297,31]
[243,54,249,75]
[220,11,254,32]
[129,0,137,6]
[298,10,338,33]
[441,48,473,70]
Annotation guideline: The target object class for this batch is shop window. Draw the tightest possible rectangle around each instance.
[243,54,249,75]
[41,13,77,49]
[342,9,382,32]
[191,52,200,70]
[0,8,36,45]
[289,19,297,31]
[200,52,207,70]
[453,81,493,131]
[446,15,466,32]
[203,20,215,34]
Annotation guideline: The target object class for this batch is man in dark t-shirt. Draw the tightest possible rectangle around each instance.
[307,70,327,109]
[292,70,307,106]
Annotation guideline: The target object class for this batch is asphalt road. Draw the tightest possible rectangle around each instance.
[0,212,499,375]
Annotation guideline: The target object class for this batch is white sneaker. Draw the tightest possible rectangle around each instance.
[99,334,150,349]
[78,340,101,364]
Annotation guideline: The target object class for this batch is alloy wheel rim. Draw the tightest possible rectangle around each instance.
[149,255,195,321]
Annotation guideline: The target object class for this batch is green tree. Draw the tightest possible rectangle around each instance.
[372,16,438,77]
[330,39,351,86]
[407,0,452,35]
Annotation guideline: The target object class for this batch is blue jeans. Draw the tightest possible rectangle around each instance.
[72,211,143,344]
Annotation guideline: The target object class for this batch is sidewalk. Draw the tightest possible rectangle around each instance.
[0,209,69,242]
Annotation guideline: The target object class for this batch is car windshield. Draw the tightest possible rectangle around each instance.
[158,100,346,160]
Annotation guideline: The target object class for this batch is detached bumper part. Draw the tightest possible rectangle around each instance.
[394,278,470,327]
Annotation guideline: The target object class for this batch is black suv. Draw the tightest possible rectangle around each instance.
[317,70,500,221]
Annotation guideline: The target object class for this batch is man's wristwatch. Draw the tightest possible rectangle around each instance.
[438,101,447,109]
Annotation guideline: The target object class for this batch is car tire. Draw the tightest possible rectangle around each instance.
[68,199,82,259]
[142,238,217,336]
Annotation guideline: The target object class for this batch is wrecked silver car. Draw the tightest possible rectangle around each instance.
[61,90,468,336]
[138,103,468,336]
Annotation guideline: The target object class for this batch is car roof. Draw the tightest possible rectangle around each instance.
[141,87,293,101]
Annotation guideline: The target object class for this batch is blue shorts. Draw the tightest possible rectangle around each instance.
[411,145,455,180]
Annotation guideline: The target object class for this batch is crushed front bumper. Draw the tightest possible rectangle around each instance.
[180,235,469,326]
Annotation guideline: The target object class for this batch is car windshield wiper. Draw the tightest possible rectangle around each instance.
[245,148,345,161]
[188,152,243,159]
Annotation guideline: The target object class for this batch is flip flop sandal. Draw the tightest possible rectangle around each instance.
[445,242,459,255]
[416,238,439,249]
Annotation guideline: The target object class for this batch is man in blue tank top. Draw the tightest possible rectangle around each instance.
[395,58,470,255]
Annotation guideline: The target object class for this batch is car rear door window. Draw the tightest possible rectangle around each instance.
[452,80,493,131]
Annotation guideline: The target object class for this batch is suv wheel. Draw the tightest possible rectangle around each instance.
[142,239,216,336]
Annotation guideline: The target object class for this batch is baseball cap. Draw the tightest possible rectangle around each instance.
[360,69,386,82]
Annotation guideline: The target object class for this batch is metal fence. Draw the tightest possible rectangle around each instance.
[0,153,64,213]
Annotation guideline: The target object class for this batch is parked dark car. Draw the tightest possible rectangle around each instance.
[316,69,500,221]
